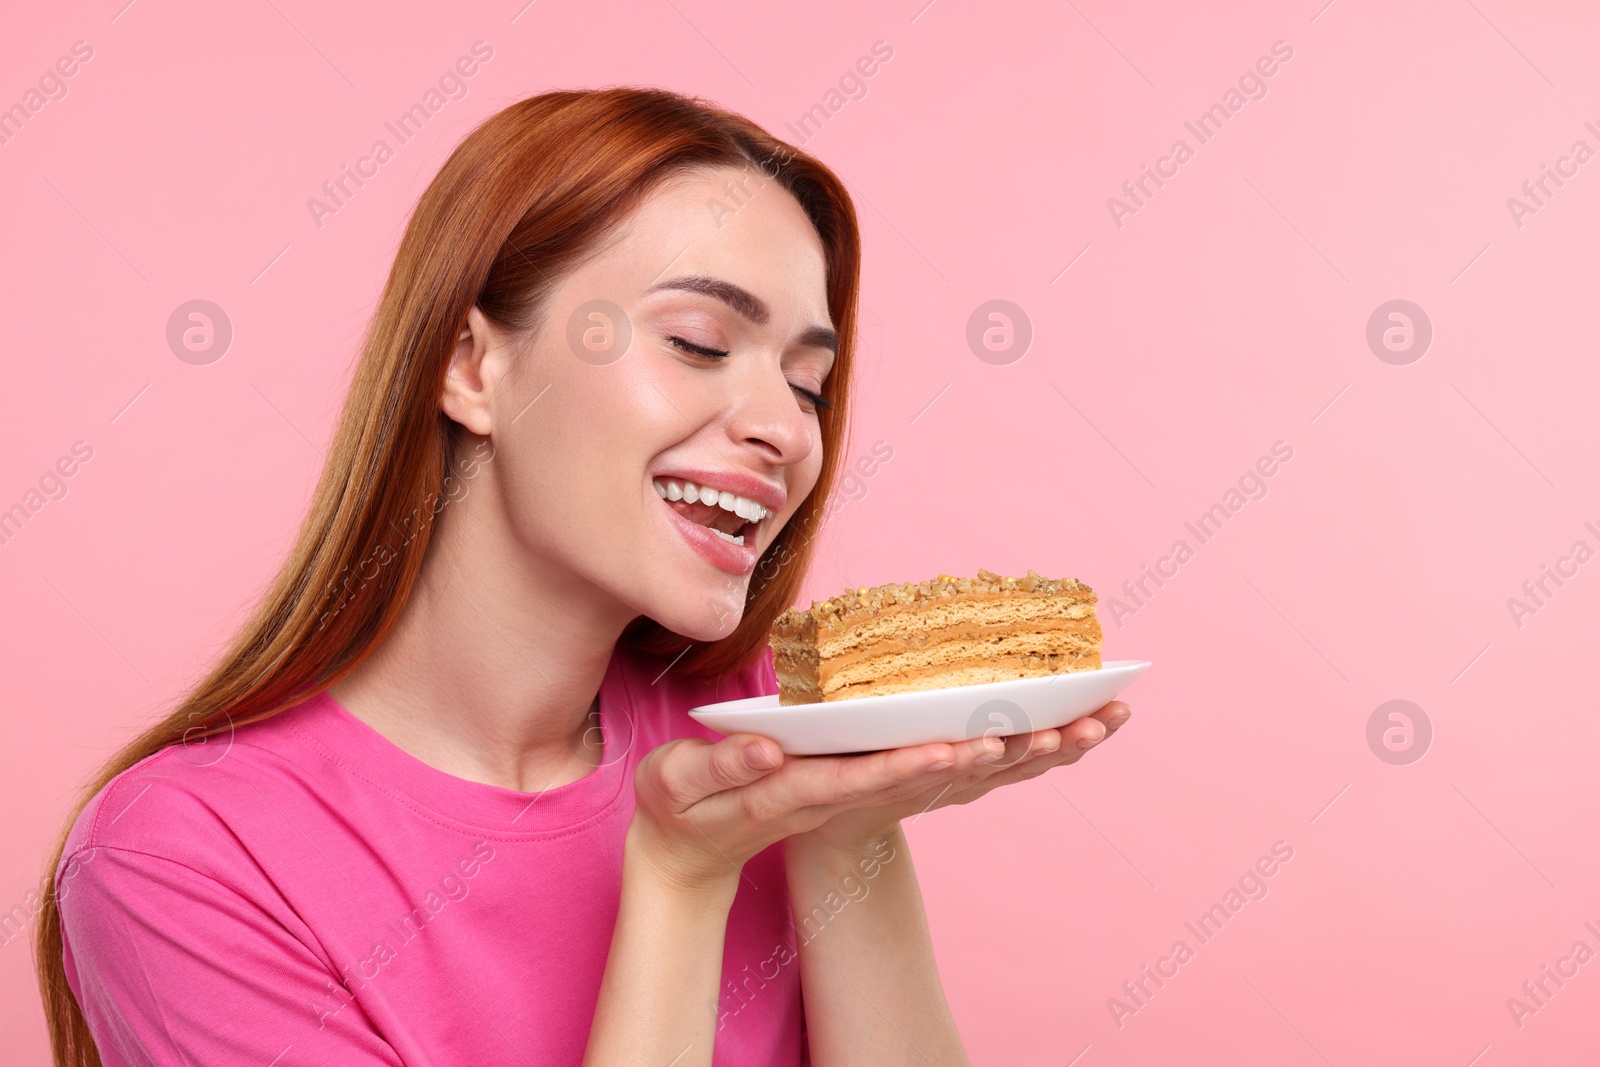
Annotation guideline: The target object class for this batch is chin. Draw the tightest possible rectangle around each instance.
[689,593,747,642]
[633,585,745,643]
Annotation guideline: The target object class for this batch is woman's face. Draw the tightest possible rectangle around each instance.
[455,164,836,642]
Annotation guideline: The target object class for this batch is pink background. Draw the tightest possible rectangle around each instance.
[4,0,1598,1062]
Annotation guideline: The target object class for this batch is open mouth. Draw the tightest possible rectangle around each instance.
[653,477,770,546]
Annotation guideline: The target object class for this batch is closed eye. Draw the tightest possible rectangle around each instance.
[668,335,729,359]
[667,336,832,411]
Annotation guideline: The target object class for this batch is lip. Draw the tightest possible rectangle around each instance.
[658,495,760,575]
[650,467,787,514]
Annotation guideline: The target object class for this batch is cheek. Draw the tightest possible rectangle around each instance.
[612,350,722,430]
[494,382,641,522]
[524,354,687,463]
[800,431,826,487]
[772,448,826,534]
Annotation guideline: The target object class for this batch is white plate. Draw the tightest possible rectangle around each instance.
[688,660,1152,756]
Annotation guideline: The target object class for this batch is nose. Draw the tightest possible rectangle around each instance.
[723,355,818,467]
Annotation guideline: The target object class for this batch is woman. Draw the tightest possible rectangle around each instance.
[36,87,1131,1066]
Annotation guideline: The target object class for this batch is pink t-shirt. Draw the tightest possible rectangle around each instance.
[56,644,805,1066]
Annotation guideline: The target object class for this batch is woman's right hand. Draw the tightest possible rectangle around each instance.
[626,732,1001,892]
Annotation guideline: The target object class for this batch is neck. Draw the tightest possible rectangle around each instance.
[328,480,636,793]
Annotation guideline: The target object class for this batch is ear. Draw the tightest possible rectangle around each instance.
[440,306,505,436]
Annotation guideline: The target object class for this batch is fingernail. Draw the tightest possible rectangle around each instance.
[1111,709,1131,725]
[744,742,776,769]
[926,759,954,771]
[976,750,1005,765]
[1077,735,1102,750]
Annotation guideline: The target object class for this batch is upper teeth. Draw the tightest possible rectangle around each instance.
[652,478,771,522]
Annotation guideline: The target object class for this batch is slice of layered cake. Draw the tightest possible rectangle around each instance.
[769,568,1103,705]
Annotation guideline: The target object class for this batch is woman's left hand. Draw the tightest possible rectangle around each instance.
[787,700,1133,855]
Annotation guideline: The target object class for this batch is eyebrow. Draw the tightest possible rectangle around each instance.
[645,274,839,354]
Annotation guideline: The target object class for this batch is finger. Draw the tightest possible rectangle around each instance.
[1093,701,1133,732]
[778,740,987,812]
[849,729,1067,819]
[938,710,1130,807]
[949,754,1062,802]
[1021,728,1063,760]
[888,732,1015,795]
[821,734,1015,814]
[1064,716,1108,750]
[977,727,1059,771]
[948,730,1085,798]
[1067,702,1133,750]
[975,730,1090,789]
[980,705,1129,763]
[1015,718,1112,772]
[647,734,784,808]
[963,731,1008,758]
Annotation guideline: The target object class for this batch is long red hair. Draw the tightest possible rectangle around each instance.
[35,86,861,1067]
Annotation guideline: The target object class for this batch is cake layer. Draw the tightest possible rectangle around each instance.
[770,570,1095,645]
[800,626,1103,691]
[795,592,1097,655]
[775,651,1103,705]
[772,614,1100,682]
[768,568,1105,705]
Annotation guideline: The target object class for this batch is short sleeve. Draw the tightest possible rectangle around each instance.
[57,845,405,1067]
